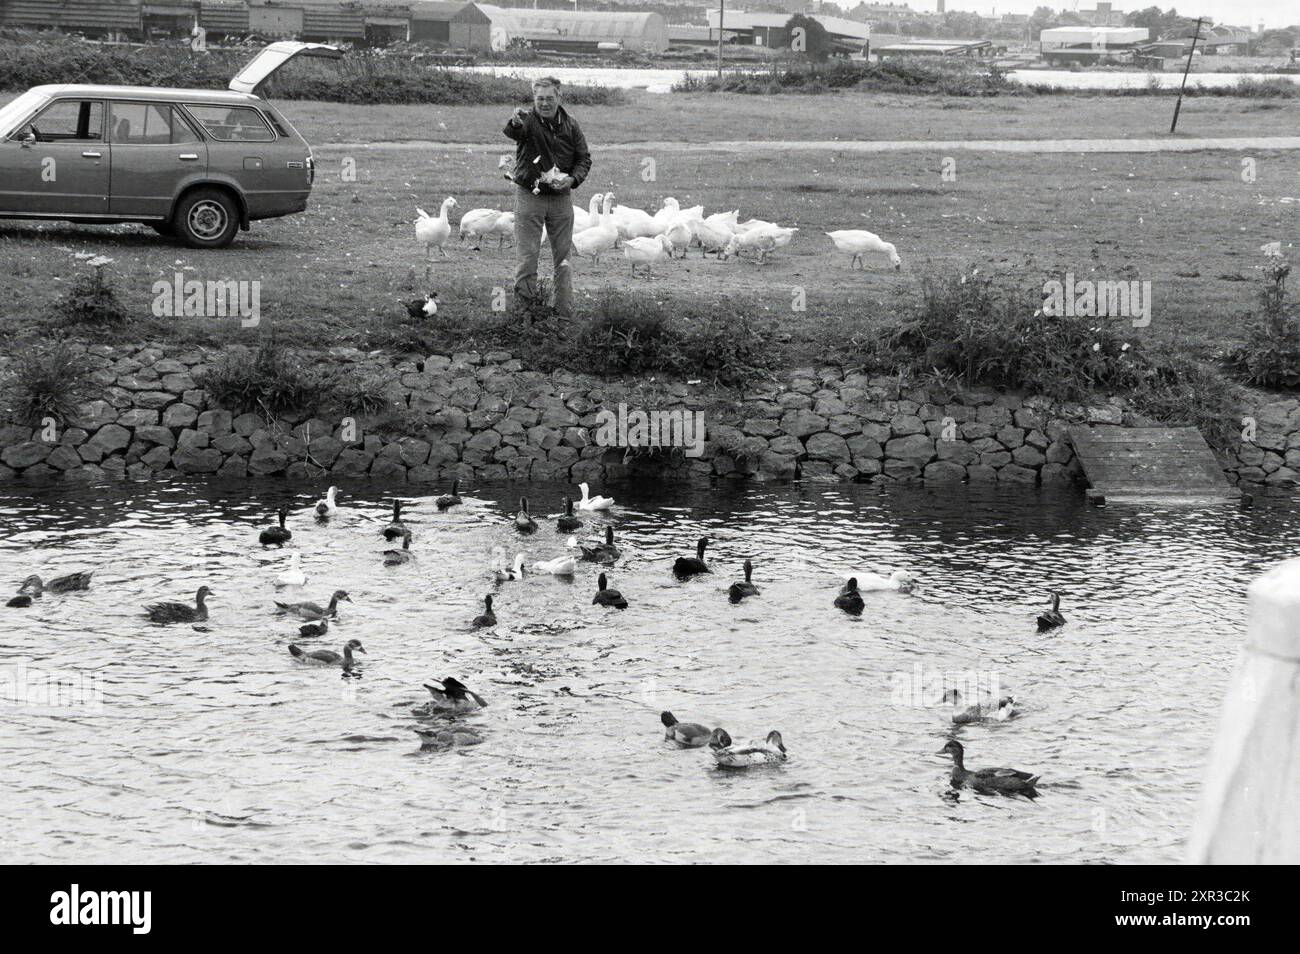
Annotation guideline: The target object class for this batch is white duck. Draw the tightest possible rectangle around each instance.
[664,218,693,258]
[577,482,614,511]
[846,569,916,593]
[458,207,502,247]
[485,210,514,248]
[415,198,456,262]
[709,728,787,767]
[691,217,734,258]
[941,689,1017,724]
[572,192,604,232]
[614,203,659,242]
[723,228,778,264]
[532,555,576,576]
[703,209,739,231]
[493,552,526,583]
[825,229,902,271]
[314,486,340,518]
[623,234,674,278]
[651,197,682,233]
[276,552,307,588]
[571,193,618,264]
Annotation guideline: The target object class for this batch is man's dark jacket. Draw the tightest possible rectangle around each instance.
[503,105,592,195]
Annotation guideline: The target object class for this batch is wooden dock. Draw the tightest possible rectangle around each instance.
[1069,426,1237,501]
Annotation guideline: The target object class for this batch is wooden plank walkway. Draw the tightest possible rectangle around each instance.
[1069,426,1237,501]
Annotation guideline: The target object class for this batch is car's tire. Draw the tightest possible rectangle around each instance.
[174,188,240,249]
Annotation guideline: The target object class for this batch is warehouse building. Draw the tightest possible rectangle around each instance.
[1039,26,1149,66]
[477,5,669,54]
[409,1,491,50]
[704,10,872,55]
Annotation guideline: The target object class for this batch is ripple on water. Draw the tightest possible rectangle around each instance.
[1,478,1292,863]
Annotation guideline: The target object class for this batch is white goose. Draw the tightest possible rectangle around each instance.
[415,198,457,263]
[314,486,340,518]
[458,207,502,247]
[623,234,674,278]
[723,228,779,264]
[664,218,693,258]
[532,555,576,576]
[276,552,307,588]
[651,197,682,233]
[485,210,514,248]
[614,203,659,242]
[691,217,734,257]
[493,552,526,583]
[571,193,618,264]
[825,229,902,271]
[572,192,604,232]
[703,209,739,231]
[577,482,614,511]
[844,569,916,593]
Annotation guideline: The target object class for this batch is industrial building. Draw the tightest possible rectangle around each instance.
[476,5,668,54]
[408,1,491,50]
[874,39,993,60]
[704,10,872,55]
[1038,26,1149,66]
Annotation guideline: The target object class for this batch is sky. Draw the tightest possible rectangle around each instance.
[928,1,1297,30]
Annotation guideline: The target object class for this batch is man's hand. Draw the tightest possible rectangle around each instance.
[556,175,575,190]
[510,107,528,125]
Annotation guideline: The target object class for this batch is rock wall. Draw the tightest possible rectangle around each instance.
[0,341,1286,489]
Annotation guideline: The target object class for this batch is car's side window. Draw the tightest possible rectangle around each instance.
[183,105,276,143]
[25,100,103,143]
[109,102,202,145]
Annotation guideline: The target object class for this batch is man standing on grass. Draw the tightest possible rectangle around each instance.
[504,77,592,318]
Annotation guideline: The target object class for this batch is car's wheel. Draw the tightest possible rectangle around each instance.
[174,188,239,249]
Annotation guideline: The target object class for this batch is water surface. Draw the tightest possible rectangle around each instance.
[1,478,1291,863]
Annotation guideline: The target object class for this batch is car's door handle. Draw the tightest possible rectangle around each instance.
[178,153,199,161]
[82,151,102,158]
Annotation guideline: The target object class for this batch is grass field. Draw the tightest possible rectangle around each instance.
[0,93,1295,377]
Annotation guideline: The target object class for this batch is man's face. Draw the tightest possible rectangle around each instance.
[533,85,560,118]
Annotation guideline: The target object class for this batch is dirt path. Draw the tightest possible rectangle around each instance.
[322,136,1300,155]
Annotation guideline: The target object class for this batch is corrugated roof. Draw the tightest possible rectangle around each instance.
[478,4,662,41]
[0,0,143,30]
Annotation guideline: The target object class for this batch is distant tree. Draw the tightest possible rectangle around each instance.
[784,14,833,61]
[1028,6,1059,39]
[942,11,988,38]
[1126,6,1166,38]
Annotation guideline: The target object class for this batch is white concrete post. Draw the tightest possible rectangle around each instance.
[1187,556,1300,863]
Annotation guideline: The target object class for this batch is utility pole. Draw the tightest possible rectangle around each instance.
[718,0,725,78]
[1169,17,1208,134]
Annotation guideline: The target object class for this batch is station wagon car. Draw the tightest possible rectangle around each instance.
[0,41,340,248]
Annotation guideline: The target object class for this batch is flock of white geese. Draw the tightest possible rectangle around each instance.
[414,193,903,278]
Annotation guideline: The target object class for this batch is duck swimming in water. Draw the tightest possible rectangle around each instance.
[274,589,352,621]
[709,728,787,767]
[576,482,614,511]
[471,594,497,628]
[728,559,760,602]
[422,676,488,712]
[145,586,212,624]
[289,638,366,668]
[941,689,1016,724]
[315,486,340,519]
[259,506,292,546]
[1037,592,1066,631]
[556,497,582,532]
[533,554,576,576]
[381,499,410,542]
[276,552,307,588]
[937,740,1039,796]
[494,553,526,582]
[414,725,484,749]
[834,577,865,615]
[298,618,329,638]
[673,537,711,577]
[514,497,537,534]
[661,711,712,747]
[435,480,462,510]
[382,530,414,566]
[579,526,621,563]
[592,572,628,609]
[849,569,916,593]
[12,571,94,598]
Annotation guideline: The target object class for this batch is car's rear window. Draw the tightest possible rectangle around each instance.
[109,102,200,145]
[184,104,276,143]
